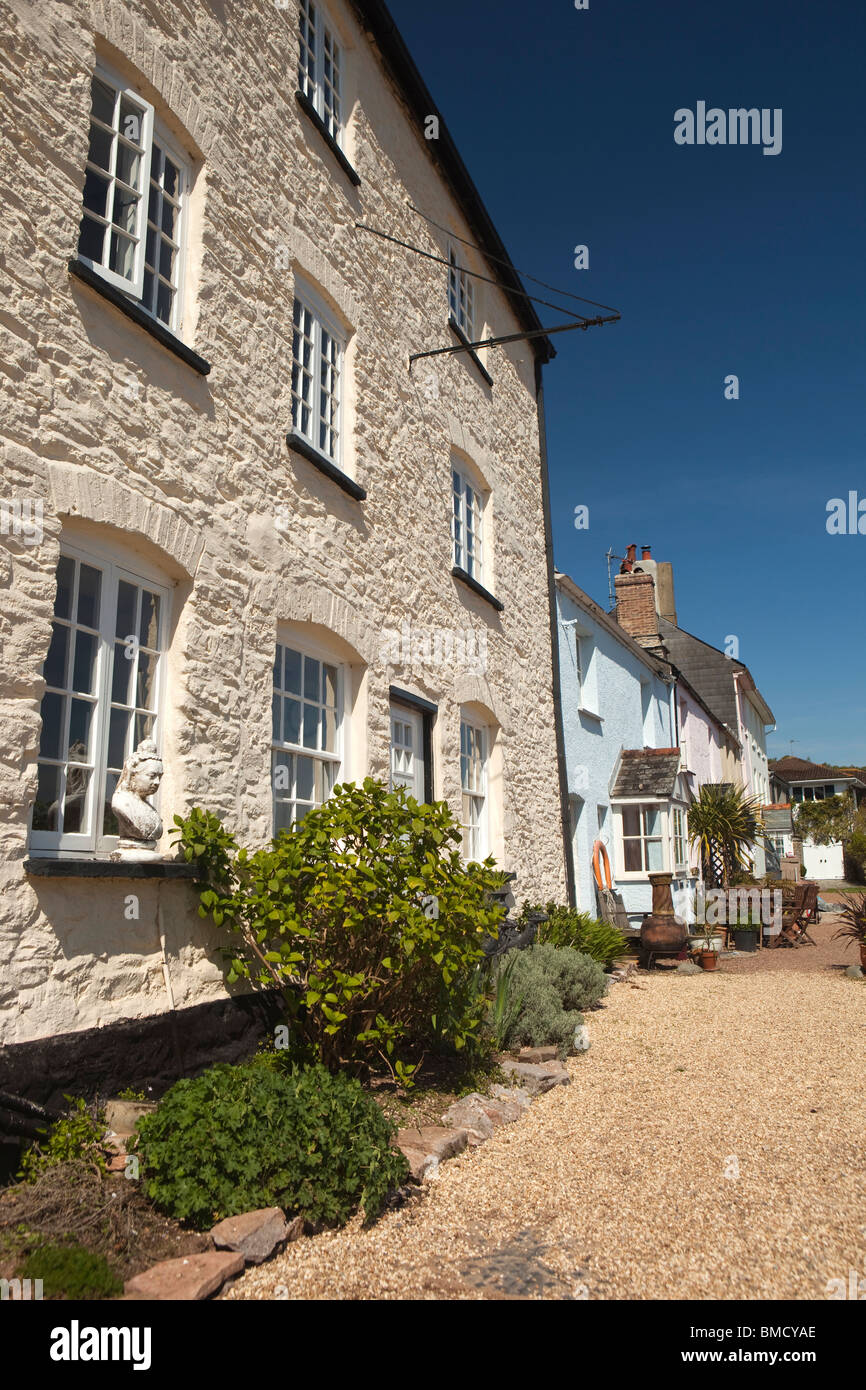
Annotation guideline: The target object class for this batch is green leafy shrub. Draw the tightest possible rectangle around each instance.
[521,901,627,968]
[498,943,607,1058]
[172,781,505,1078]
[137,1062,409,1231]
[18,1098,107,1182]
[19,1242,122,1300]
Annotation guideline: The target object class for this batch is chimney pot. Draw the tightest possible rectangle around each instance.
[642,546,652,559]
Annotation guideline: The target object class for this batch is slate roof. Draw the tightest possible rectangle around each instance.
[612,749,682,798]
[769,756,866,786]
[658,619,775,730]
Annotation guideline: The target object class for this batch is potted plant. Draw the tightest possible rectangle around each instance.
[694,924,719,971]
[732,910,760,953]
[831,892,866,970]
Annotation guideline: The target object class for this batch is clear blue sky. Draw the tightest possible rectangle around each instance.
[386,0,866,765]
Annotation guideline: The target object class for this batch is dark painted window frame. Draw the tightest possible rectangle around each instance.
[295,89,361,187]
[451,565,504,613]
[68,258,211,376]
[390,685,437,803]
[286,431,367,501]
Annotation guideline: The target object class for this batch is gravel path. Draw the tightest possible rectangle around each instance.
[227,925,865,1301]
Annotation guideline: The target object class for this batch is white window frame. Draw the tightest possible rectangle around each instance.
[460,719,488,862]
[452,463,486,582]
[30,539,170,857]
[672,806,688,871]
[272,634,346,832]
[614,800,669,879]
[390,705,425,802]
[77,62,189,334]
[291,283,345,466]
[298,0,344,144]
[448,243,476,339]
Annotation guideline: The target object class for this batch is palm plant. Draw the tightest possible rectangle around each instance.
[831,893,866,949]
[687,783,763,889]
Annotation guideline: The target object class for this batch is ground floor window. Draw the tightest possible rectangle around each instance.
[460,719,488,861]
[672,806,687,869]
[31,543,168,854]
[620,803,665,873]
[272,642,343,831]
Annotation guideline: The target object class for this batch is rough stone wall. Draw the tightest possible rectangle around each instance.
[0,0,567,1046]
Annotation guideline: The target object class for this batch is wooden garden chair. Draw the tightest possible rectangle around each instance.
[769,882,817,948]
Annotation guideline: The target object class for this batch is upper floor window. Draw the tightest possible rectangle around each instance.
[452,466,485,581]
[272,641,343,831]
[460,719,488,862]
[291,291,344,464]
[77,67,188,334]
[31,544,168,855]
[448,245,475,339]
[298,0,343,142]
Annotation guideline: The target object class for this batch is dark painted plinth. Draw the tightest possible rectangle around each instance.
[0,991,286,1109]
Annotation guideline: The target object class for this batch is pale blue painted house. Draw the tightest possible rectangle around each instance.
[555,571,697,928]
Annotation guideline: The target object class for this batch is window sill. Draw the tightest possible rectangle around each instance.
[295,90,361,188]
[286,432,367,501]
[578,707,603,723]
[451,565,504,613]
[68,259,211,376]
[24,857,198,881]
[448,316,493,388]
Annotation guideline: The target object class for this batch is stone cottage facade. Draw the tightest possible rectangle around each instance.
[0,0,568,1096]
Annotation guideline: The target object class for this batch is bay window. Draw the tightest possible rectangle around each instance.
[620,803,665,874]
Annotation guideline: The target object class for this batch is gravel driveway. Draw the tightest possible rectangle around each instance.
[226,920,865,1301]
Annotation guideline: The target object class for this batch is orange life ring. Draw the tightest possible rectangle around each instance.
[592,839,613,892]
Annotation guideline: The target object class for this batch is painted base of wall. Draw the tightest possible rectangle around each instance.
[0,991,285,1109]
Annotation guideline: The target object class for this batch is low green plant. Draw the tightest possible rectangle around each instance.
[19,1241,122,1300]
[486,952,525,1050]
[498,943,607,1059]
[137,1062,409,1231]
[172,782,505,1080]
[18,1098,107,1183]
[115,1086,149,1102]
[521,901,627,968]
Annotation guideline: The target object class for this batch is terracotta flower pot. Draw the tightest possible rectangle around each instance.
[698,950,718,971]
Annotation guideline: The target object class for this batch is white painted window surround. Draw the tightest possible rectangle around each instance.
[77,64,189,335]
[460,719,488,861]
[452,464,486,581]
[613,801,688,879]
[390,706,425,801]
[298,0,344,144]
[272,636,345,832]
[30,540,170,857]
[291,283,345,465]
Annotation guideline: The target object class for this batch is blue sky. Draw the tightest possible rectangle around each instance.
[386,0,866,765]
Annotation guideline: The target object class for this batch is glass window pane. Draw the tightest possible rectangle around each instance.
[136,651,158,710]
[644,807,662,836]
[32,763,62,832]
[112,184,139,235]
[156,279,172,324]
[72,630,98,695]
[108,707,131,769]
[647,838,664,872]
[115,142,141,188]
[67,699,93,763]
[139,591,160,649]
[322,708,337,752]
[323,664,338,707]
[273,646,284,689]
[118,97,144,147]
[303,657,320,702]
[163,159,179,199]
[112,642,133,705]
[90,76,115,126]
[102,770,120,837]
[83,168,109,219]
[274,800,294,835]
[134,712,154,747]
[77,565,102,628]
[38,691,64,762]
[302,703,319,749]
[109,230,136,281]
[284,698,301,746]
[43,623,69,689]
[87,122,112,171]
[115,581,137,640]
[272,751,292,797]
[622,807,641,838]
[78,216,106,264]
[160,199,178,241]
[296,756,315,802]
[272,692,281,743]
[62,765,90,834]
[624,838,642,872]
[317,759,336,803]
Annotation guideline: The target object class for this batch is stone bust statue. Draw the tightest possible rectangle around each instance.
[111,738,164,848]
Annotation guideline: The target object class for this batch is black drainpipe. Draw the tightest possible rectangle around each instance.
[536,358,576,908]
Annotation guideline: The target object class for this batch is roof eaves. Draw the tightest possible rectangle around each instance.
[349,0,555,362]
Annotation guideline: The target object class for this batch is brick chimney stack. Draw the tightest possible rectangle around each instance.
[615,544,668,656]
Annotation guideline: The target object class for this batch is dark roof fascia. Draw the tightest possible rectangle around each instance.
[348,0,554,363]
[555,572,673,682]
